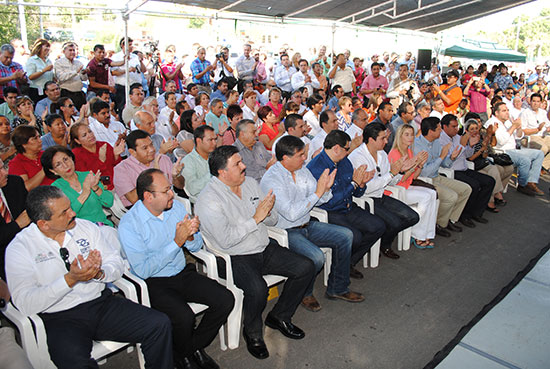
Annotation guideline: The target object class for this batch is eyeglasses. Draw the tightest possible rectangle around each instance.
[59,247,71,271]
[53,156,72,169]
[340,145,350,152]
[150,188,173,195]
[376,166,381,177]
[65,104,74,108]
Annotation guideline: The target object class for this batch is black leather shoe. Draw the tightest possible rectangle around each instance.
[243,331,269,359]
[350,265,364,279]
[435,225,451,238]
[175,357,200,369]
[381,248,400,259]
[459,217,476,228]
[193,349,219,369]
[471,216,488,224]
[447,222,463,232]
[265,314,305,339]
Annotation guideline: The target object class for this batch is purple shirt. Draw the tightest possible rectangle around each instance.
[114,154,174,207]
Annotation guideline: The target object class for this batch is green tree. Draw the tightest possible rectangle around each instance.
[501,8,550,57]
[189,17,205,29]
[0,4,41,46]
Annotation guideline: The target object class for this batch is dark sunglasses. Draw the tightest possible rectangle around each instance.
[65,104,75,108]
[59,247,71,271]
[376,166,381,177]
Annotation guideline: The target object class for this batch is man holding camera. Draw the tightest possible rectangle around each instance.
[386,64,420,108]
[213,46,235,88]
[432,70,463,115]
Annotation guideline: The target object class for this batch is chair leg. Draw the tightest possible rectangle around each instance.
[369,240,381,268]
[321,248,331,287]
[225,288,244,350]
[402,227,412,251]
[397,231,403,251]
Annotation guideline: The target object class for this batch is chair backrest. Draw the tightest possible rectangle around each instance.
[110,192,128,221]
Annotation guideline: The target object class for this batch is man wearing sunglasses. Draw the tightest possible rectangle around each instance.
[5,186,174,369]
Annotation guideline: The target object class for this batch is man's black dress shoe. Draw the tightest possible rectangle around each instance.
[243,331,269,359]
[447,222,462,232]
[175,357,200,369]
[471,216,488,224]
[265,314,305,339]
[350,265,364,279]
[459,217,476,228]
[193,349,219,369]
[381,248,400,259]
[435,225,451,237]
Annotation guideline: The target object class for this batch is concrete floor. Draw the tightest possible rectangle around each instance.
[6,178,550,369]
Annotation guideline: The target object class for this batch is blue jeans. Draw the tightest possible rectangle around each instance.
[505,148,544,186]
[287,220,353,296]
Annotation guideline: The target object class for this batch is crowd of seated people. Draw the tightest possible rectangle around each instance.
[1,36,550,369]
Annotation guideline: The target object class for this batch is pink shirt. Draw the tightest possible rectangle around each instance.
[388,148,413,189]
[113,154,174,207]
[361,74,389,98]
[465,89,489,113]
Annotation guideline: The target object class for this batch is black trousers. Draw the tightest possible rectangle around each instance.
[40,289,173,369]
[454,169,495,218]
[230,239,315,338]
[373,195,420,250]
[114,84,127,120]
[328,203,386,266]
[145,264,234,359]
[60,88,87,111]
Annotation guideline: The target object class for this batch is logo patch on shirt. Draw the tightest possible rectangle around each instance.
[75,238,91,258]
[35,251,56,264]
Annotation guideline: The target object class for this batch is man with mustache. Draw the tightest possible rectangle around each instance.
[5,186,173,369]
[195,145,315,360]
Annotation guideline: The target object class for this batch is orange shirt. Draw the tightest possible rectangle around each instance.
[439,84,463,114]
[388,148,414,189]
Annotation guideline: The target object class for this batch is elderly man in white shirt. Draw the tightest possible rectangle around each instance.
[88,100,127,148]
[520,92,550,171]
[54,42,87,110]
[485,101,544,196]
[291,59,319,96]
[328,53,355,94]
[5,186,173,369]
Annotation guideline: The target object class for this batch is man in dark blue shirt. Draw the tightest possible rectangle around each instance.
[307,130,386,279]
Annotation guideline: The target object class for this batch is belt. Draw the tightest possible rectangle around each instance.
[291,222,309,230]
[197,83,210,86]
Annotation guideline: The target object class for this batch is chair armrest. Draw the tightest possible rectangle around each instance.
[112,278,139,304]
[267,227,288,248]
[191,248,220,280]
[417,176,433,184]
[202,236,236,287]
[438,167,454,179]
[354,195,375,213]
[466,161,475,170]
[174,195,192,214]
[386,185,405,200]
[310,207,328,223]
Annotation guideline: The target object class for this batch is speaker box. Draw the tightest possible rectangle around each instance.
[417,49,432,70]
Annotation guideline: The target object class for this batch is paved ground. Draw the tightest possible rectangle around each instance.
[5,177,550,369]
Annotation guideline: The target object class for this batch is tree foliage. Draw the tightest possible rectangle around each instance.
[0,4,41,46]
[481,8,550,59]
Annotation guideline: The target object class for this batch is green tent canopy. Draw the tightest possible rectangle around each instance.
[441,39,526,63]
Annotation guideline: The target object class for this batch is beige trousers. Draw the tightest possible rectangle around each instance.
[528,135,550,170]
[432,175,472,227]
[479,164,515,196]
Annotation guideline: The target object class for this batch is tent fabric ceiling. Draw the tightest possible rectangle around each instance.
[155,0,533,33]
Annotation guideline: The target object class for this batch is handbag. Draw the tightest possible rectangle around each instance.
[472,157,491,171]
[489,152,514,167]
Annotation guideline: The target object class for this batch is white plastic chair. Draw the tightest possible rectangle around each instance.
[310,207,333,287]
[2,277,146,369]
[351,196,381,268]
[201,227,288,350]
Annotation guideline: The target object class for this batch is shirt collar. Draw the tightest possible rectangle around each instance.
[133,200,164,223]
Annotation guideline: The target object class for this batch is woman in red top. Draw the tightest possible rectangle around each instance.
[257,106,284,151]
[266,87,283,120]
[69,122,124,190]
[388,124,437,249]
[9,125,54,190]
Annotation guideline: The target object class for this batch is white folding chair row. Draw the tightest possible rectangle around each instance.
[351,196,381,268]
[1,276,145,369]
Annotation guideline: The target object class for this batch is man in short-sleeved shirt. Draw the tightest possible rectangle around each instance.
[114,130,183,207]
[434,70,463,114]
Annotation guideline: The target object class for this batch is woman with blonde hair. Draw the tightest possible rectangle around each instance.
[291,52,302,69]
[388,124,437,248]
[336,96,353,131]
[26,38,54,103]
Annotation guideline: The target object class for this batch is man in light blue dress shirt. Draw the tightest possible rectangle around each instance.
[260,135,364,312]
[119,169,234,369]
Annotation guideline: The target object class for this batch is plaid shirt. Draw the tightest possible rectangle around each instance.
[190,57,212,85]
[0,61,26,99]
[493,73,513,90]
